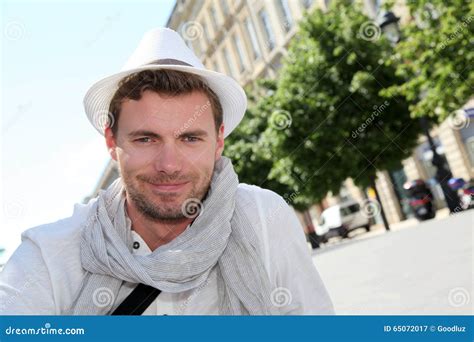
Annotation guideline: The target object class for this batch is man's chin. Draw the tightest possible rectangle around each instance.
[135,196,189,222]
[147,194,183,209]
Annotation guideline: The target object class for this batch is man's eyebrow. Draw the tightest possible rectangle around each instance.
[127,129,209,138]
[127,130,161,138]
[177,129,209,138]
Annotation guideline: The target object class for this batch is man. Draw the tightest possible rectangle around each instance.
[0,28,334,315]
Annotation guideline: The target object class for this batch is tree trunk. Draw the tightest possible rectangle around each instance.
[370,176,391,231]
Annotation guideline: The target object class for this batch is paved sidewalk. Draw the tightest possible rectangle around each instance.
[311,209,473,315]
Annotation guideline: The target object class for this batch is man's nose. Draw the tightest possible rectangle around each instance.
[153,142,183,175]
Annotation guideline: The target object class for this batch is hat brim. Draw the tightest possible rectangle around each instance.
[83,65,247,138]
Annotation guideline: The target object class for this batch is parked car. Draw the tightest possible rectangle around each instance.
[316,201,371,242]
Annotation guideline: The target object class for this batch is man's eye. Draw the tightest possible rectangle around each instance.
[183,136,200,142]
[135,137,152,143]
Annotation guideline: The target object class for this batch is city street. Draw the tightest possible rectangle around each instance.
[312,210,473,315]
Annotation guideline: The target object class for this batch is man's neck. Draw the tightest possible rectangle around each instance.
[125,198,193,251]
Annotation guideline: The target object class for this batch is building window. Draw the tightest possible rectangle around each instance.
[200,36,207,54]
[209,5,219,34]
[233,34,247,72]
[220,0,229,16]
[213,60,221,73]
[301,0,314,9]
[271,53,283,72]
[276,0,293,32]
[201,21,210,42]
[466,136,474,167]
[192,39,202,57]
[223,48,236,77]
[258,8,275,51]
[244,17,261,60]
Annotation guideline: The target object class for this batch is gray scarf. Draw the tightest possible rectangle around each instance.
[67,157,280,315]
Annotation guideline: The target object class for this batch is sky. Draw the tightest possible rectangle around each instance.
[1,0,176,262]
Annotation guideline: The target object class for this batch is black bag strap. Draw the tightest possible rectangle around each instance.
[111,283,162,315]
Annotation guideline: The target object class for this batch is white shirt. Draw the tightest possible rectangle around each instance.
[0,184,334,315]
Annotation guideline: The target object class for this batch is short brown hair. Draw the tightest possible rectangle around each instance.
[108,68,223,136]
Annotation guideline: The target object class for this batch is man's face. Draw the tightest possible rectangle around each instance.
[105,90,224,222]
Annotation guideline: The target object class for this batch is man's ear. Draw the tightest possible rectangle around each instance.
[104,127,118,161]
[215,124,225,160]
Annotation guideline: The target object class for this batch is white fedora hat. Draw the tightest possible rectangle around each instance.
[83,27,247,138]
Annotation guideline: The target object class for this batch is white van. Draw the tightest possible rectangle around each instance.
[316,201,371,241]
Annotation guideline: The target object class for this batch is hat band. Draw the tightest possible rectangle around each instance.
[147,58,192,67]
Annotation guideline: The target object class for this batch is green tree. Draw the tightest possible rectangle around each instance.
[260,1,423,229]
[384,0,473,120]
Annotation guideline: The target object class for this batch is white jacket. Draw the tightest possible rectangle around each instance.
[0,184,334,315]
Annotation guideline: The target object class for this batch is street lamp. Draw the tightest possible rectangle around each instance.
[377,11,461,213]
[377,11,401,44]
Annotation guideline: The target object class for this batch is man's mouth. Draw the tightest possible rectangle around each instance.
[146,181,190,192]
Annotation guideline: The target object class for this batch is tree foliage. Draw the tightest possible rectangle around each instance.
[384,0,474,120]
